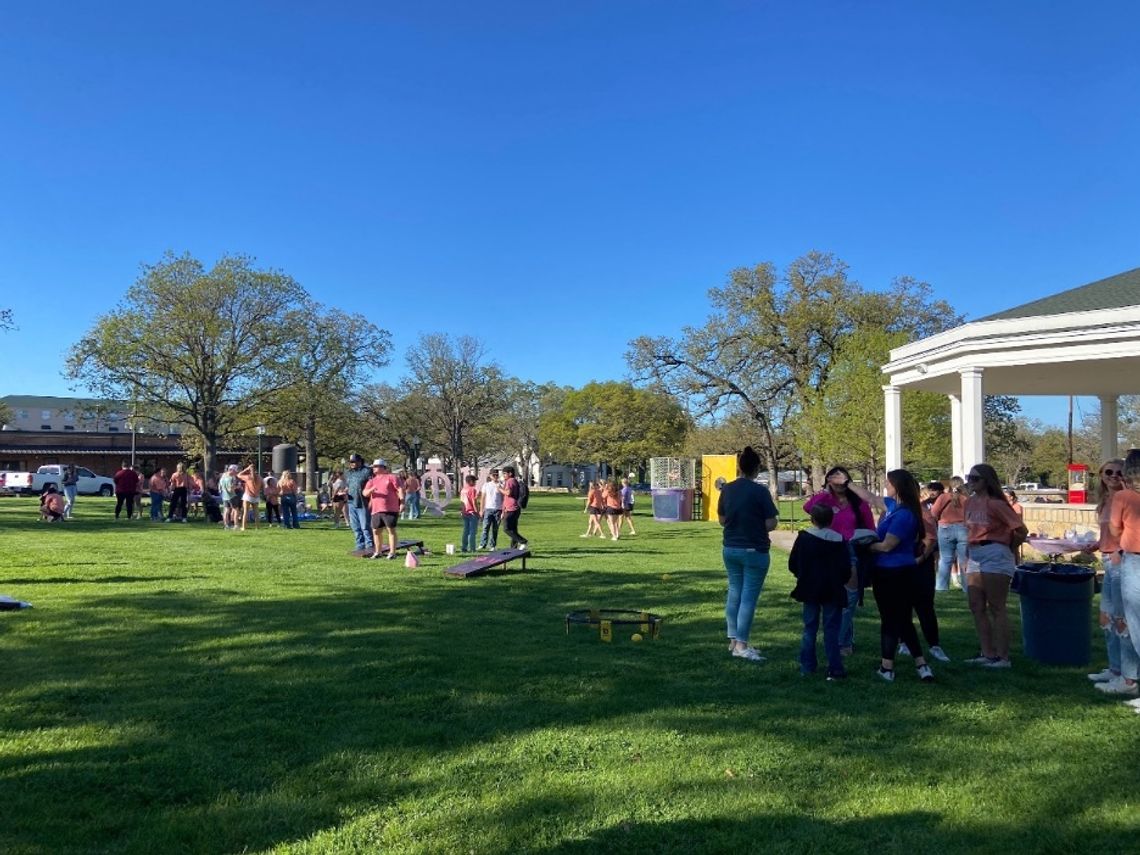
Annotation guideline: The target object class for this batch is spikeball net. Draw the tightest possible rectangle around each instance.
[565,609,664,642]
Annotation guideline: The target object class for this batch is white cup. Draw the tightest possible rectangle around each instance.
[445,543,455,555]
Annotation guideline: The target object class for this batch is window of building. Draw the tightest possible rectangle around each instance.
[41,425,52,430]
[63,425,75,430]
[17,410,28,420]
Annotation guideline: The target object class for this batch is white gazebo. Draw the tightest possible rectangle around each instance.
[881,267,1140,476]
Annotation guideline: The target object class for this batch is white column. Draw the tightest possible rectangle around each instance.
[1100,395,1119,462]
[960,368,985,471]
[949,393,963,477]
[884,384,902,473]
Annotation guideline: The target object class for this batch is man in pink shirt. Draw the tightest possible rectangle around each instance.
[363,459,404,560]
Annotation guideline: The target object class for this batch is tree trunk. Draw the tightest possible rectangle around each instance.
[304,417,318,493]
[204,433,218,477]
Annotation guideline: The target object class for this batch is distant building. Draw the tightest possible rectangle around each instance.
[0,395,182,435]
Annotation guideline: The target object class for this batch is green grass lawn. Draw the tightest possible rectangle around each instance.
[1,494,1137,854]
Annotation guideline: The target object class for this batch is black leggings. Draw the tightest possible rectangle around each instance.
[266,501,281,524]
[911,554,940,647]
[872,565,922,661]
[168,487,188,520]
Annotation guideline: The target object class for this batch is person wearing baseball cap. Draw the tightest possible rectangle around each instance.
[343,453,374,552]
[363,459,404,560]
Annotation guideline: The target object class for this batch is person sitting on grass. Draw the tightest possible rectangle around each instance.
[789,504,850,680]
[41,485,66,522]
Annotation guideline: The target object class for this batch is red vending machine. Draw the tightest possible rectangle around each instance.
[1067,463,1090,504]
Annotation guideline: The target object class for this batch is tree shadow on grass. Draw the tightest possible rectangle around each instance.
[2,561,1137,852]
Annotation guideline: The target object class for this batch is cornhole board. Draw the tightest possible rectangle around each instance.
[445,548,529,578]
[349,539,424,558]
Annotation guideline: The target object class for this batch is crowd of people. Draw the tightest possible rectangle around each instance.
[718,447,1044,683]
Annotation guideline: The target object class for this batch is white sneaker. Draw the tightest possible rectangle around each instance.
[732,646,765,662]
[1124,697,1140,709]
[897,643,912,658]
[1097,677,1139,695]
[1088,668,1115,683]
[983,658,1012,669]
[928,646,951,663]
[916,664,934,682]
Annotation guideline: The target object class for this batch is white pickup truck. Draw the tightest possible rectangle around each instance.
[32,465,115,496]
[0,471,34,494]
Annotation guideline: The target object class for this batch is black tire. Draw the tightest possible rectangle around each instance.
[99,485,113,497]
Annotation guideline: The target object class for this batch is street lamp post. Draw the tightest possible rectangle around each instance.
[412,435,421,472]
[256,425,266,477]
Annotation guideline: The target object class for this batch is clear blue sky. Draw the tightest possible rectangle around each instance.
[2,2,1138,426]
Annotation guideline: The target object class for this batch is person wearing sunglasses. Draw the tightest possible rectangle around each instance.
[963,463,1028,668]
[1088,459,1135,694]
[1108,450,1140,711]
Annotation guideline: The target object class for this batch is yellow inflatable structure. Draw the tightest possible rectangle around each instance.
[700,454,738,521]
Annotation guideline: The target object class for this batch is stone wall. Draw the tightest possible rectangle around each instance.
[1022,503,1098,537]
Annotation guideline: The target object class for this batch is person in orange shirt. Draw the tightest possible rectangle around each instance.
[962,463,1028,668]
[237,464,263,531]
[581,479,606,538]
[148,468,167,522]
[403,470,422,520]
[603,479,623,540]
[1088,459,1132,692]
[931,477,969,590]
[1108,450,1140,708]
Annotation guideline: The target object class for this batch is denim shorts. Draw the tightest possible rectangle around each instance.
[966,542,1017,577]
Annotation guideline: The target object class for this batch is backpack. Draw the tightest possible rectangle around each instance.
[518,479,529,509]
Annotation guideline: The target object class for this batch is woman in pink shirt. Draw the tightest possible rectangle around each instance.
[460,474,479,553]
[931,477,969,590]
[363,459,404,560]
[1088,459,1132,693]
[1108,449,1140,708]
[963,463,1028,668]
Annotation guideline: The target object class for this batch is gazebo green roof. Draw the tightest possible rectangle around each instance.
[980,267,1140,321]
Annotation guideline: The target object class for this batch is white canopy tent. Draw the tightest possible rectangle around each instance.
[881,267,1140,476]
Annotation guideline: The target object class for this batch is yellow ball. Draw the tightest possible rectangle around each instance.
[660,573,671,582]
[631,633,643,642]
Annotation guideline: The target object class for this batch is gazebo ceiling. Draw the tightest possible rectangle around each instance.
[884,270,1140,397]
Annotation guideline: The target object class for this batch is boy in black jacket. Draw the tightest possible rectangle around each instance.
[789,504,852,680]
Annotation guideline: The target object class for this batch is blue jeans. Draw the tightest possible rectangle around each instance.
[1117,554,1140,680]
[405,493,421,519]
[281,494,299,529]
[461,514,479,552]
[64,485,78,518]
[149,490,163,521]
[801,602,844,675]
[479,510,501,548]
[937,523,968,590]
[839,586,859,650]
[348,503,374,551]
[723,547,770,644]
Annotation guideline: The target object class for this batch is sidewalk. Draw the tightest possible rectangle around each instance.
[770,529,798,551]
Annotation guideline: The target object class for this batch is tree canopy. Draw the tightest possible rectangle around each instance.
[66,252,310,473]
[627,251,961,486]
[539,381,690,474]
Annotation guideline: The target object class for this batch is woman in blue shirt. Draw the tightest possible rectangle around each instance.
[717,447,780,662]
[868,469,934,683]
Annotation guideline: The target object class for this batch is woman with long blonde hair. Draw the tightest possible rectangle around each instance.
[1089,458,1132,692]
[931,476,969,590]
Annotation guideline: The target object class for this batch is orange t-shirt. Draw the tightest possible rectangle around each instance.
[604,487,621,511]
[149,474,167,493]
[588,487,604,509]
[1099,498,1122,553]
[930,492,967,525]
[169,471,187,488]
[1110,490,1140,553]
[964,495,1024,545]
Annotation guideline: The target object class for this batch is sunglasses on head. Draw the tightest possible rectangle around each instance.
[1104,469,1122,476]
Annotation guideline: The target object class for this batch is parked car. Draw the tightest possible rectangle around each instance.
[33,465,115,496]
[0,471,34,495]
